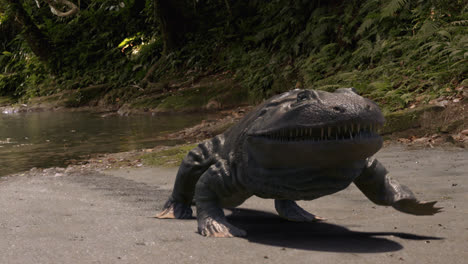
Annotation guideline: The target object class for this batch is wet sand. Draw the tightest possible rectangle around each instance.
[0,144,467,264]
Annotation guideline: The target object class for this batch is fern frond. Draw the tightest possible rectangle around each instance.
[356,18,374,36]
[437,30,452,40]
[381,0,408,18]
[417,20,439,39]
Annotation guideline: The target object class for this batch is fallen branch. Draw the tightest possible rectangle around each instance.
[44,0,79,17]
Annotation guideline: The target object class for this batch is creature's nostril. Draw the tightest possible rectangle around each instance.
[333,106,345,113]
[366,105,371,110]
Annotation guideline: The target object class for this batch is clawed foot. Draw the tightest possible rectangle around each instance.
[275,199,325,222]
[155,199,193,219]
[393,199,443,216]
[198,217,247,238]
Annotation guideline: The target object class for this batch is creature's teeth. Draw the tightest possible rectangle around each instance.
[321,128,324,139]
[337,126,341,134]
[349,131,353,139]
[344,125,347,133]
[357,124,360,132]
[328,127,331,138]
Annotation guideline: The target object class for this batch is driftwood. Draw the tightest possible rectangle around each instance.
[44,0,79,17]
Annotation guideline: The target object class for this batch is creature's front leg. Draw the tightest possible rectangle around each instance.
[156,138,223,219]
[195,161,247,237]
[354,158,442,215]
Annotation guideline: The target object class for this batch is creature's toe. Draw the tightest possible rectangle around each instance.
[198,217,246,238]
[393,199,443,216]
[155,200,193,219]
[275,199,325,222]
[282,209,326,222]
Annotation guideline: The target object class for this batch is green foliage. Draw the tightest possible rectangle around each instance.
[0,0,466,113]
[140,144,198,167]
[1,0,158,100]
[380,0,409,18]
[212,0,467,110]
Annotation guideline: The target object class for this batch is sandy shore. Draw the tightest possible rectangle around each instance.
[0,144,467,264]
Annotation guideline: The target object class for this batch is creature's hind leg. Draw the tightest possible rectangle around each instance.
[156,137,223,219]
[275,200,325,222]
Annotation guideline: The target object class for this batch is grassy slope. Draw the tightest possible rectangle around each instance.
[1,2,466,116]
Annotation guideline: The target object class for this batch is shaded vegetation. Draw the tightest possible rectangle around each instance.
[0,0,467,112]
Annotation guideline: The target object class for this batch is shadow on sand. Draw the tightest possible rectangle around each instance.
[226,208,442,253]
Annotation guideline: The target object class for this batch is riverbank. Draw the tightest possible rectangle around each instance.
[4,103,465,181]
[0,73,251,115]
[1,90,467,175]
[2,84,467,142]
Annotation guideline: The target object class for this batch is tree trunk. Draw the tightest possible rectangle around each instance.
[155,0,192,53]
[131,0,146,17]
[4,0,54,64]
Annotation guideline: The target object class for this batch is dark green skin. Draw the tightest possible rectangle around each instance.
[156,88,441,237]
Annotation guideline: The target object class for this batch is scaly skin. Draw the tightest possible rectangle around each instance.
[155,88,441,237]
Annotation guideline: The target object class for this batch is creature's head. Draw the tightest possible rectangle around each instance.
[245,88,384,168]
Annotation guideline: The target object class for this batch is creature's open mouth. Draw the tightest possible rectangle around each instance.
[251,122,382,142]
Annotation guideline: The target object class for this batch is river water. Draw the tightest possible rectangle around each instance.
[0,111,211,176]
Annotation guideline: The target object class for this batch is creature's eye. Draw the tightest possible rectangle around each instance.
[296,90,320,103]
[297,91,311,102]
